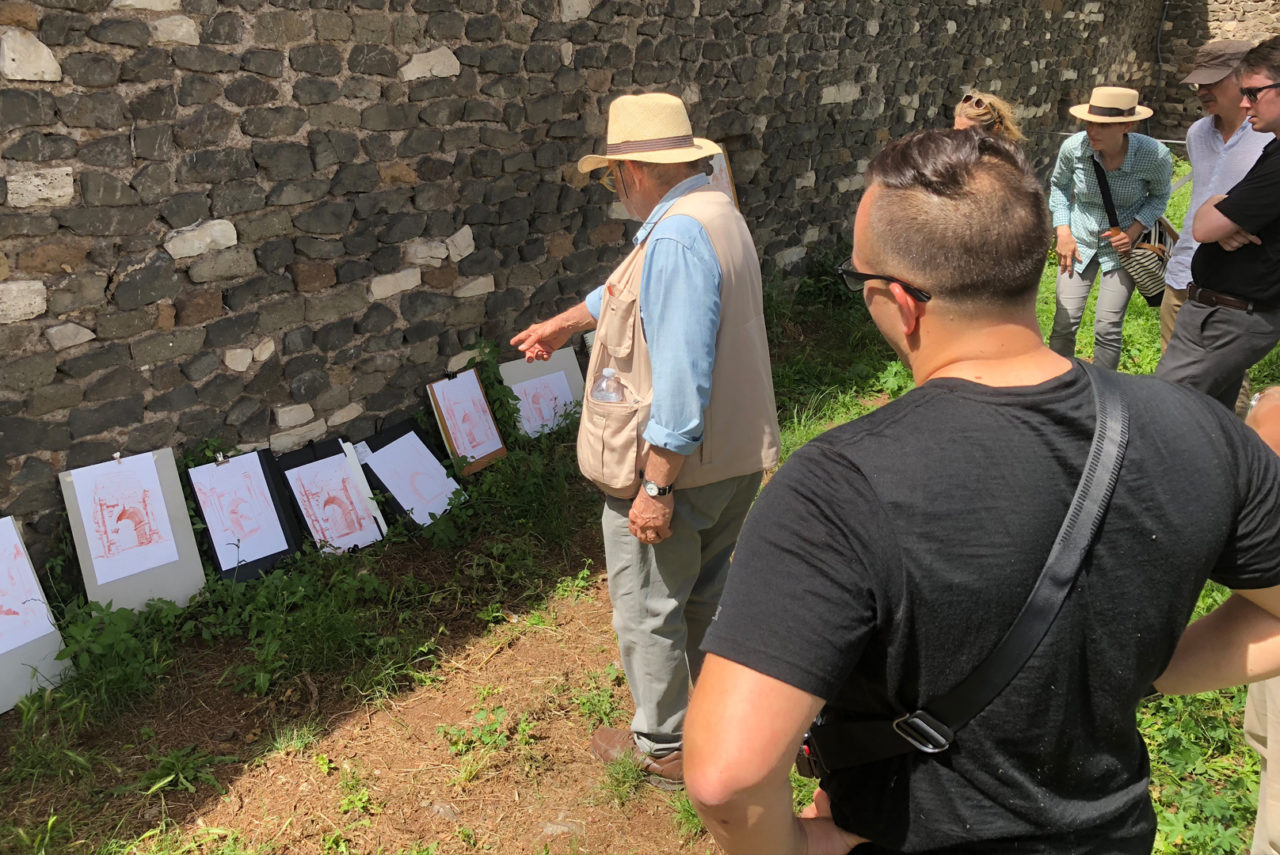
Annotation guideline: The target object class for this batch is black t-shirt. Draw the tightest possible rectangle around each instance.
[1191,137,1280,301]
[703,362,1280,854]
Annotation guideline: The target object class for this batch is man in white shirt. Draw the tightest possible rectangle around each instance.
[1162,39,1270,350]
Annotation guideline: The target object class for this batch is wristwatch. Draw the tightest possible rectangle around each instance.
[641,477,674,498]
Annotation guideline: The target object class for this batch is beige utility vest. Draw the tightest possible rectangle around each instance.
[577,186,781,499]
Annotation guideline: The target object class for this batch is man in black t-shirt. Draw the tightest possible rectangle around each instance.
[681,129,1280,854]
[1157,37,1280,409]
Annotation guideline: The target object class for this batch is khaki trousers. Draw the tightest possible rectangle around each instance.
[601,470,762,755]
[1248,679,1280,853]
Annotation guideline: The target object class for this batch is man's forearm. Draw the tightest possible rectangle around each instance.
[1156,594,1280,694]
[694,771,807,855]
[640,445,686,486]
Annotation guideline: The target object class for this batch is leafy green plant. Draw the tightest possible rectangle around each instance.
[670,791,706,841]
[438,707,509,756]
[7,813,68,855]
[455,826,478,848]
[573,670,622,729]
[314,753,337,775]
[338,767,380,815]
[601,754,646,807]
[3,689,97,785]
[554,565,594,601]
[129,745,235,795]
[267,720,321,755]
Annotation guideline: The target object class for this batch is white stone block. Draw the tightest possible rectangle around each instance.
[115,0,180,8]
[327,403,363,427]
[446,225,475,262]
[44,322,94,350]
[795,171,816,190]
[820,81,858,105]
[369,267,421,300]
[270,420,327,453]
[561,0,593,21]
[0,280,46,322]
[398,47,460,81]
[560,42,574,66]
[447,349,479,373]
[7,167,73,208]
[454,275,494,299]
[774,246,806,270]
[0,28,61,82]
[803,226,820,245]
[275,403,315,430]
[405,238,449,267]
[151,15,200,45]
[164,219,237,259]
[865,20,879,35]
[224,348,253,372]
[252,338,275,362]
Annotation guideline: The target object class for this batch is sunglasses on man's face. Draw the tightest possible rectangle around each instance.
[837,259,932,303]
[1241,81,1280,103]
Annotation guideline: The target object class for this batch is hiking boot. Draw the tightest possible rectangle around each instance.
[589,726,684,790]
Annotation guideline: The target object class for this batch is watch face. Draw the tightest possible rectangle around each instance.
[644,481,659,497]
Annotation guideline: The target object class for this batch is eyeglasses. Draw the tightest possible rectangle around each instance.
[599,163,620,193]
[1241,81,1280,103]
[837,259,932,303]
[961,93,987,109]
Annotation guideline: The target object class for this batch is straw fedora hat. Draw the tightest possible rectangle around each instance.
[1068,86,1154,123]
[577,93,722,173]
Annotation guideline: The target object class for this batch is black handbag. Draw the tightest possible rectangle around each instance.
[1089,157,1175,309]
[797,363,1129,775]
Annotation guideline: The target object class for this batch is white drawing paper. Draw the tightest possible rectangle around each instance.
[70,454,180,585]
[341,440,388,536]
[0,518,58,656]
[285,453,383,553]
[189,454,290,572]
[366,433,461,526]
[511,371,575,437]
[430,370,504,461]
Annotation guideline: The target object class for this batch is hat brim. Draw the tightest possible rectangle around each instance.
[1182,67,1233,85]
[578,137,722,173]
[1068,103,1154,123]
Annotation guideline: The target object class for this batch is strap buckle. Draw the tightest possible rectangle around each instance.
[891,710,953,754]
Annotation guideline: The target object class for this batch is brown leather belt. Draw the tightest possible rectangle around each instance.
[1188,283,1256,313]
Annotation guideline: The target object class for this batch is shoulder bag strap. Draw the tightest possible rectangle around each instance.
[805,364,1130,770]
[1089,156,1122,230]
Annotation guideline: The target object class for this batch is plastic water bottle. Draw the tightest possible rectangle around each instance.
[590,368,624,403]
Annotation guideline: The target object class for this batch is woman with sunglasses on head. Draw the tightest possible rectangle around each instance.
[952,91,1026,144]
[1047,86,1172,370]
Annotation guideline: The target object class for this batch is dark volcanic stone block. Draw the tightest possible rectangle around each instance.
[226,75,279,106]
[68,395,144,439]
[241,48,285,77]
[174,104,235,149]
[178,73,222,106]
[62,51,120,86]
[130,85,178,121]
[172,45,239,72]
[290,44,342,75]
[293,77,340,104]
[87,18,149,47]
[293,200,354,234]
[251,141,314,180]
[56,206,157,236]
[79,134,132,167]
[241,106,307,138]
[55,91,127,129]
[120,46,172,82]
[177,149,256,183]
[159,192,210,228]
[4,132,76,161]
[347,44,399,76]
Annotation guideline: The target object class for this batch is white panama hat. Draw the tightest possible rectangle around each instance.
[577,92,722,173]
[1068,86,1154,123]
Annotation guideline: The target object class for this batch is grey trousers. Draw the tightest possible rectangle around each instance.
[1248,678,1280,854]
[601,470,762,756]
[1155,298,1280,410]
[1049,258,1137,371]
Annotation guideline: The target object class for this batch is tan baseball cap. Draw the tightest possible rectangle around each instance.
[1182,39,1254,86]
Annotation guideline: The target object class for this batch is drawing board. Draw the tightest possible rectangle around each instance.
[362,422,462,527]
[60,449,204,611]
[0,516,67,714]
[188,451,302,581]
[499,349,584,437]
[427,368,507,474]
[281,442,385,553]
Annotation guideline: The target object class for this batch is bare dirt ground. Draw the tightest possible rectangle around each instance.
[3,563,712,855]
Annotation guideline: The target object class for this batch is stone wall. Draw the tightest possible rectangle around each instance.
[0,0,1168,557]
[1153,0,1280,140]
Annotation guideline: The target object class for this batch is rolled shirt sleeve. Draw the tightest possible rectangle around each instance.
[639,215,722,455]
[584,284,604,321]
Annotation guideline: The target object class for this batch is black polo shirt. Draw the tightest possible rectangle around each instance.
[1191,136,1280,301]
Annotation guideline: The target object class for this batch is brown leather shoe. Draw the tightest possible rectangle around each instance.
[589,726,684,790]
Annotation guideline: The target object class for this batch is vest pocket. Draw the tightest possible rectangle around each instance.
[577,395,645,498]
[599,291,637,359]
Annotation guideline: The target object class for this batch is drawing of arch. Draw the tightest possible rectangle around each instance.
[225,496,262,539]
[322,495,356,538]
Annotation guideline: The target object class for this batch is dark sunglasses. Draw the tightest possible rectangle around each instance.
[960,93,987,109]
[837,259,932,303]
[1241,81,1280,103]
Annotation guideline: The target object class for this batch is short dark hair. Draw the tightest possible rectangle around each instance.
[864,128,1050,308]
[1243,35,1280,82]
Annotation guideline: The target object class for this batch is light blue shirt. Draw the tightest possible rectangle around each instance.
[585,174,722,455]
[1048,131,1173,274]
[1164,115,1271,290]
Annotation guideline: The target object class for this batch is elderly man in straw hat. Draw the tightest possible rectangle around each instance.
[511,92,780,787]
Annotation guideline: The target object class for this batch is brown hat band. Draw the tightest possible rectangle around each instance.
[1087,105,1136,118]
[606,134,696,156]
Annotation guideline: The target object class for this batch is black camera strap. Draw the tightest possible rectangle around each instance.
[802,363,1129,772]
[1089,155,1123,231]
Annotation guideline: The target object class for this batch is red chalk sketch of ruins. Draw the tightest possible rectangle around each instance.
[190,454,290,571]
[0,517,58,655]
[366,433,460,527]
[285,456,381,553]
[431,371,504,461]
[512,372,574,437]
[70,455,179,585]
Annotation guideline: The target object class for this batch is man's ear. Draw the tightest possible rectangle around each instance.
[888,281,924,336]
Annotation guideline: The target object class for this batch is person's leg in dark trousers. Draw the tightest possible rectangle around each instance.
[1157,300,1280,409]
